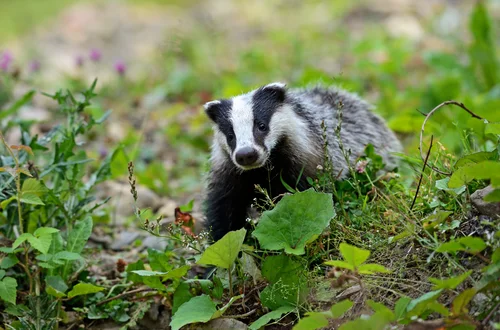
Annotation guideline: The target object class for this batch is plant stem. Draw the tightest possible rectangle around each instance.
[0,132,24,234]
[228,265,234,297]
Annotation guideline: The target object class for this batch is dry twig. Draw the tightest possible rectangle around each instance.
[411,135,434,210]
[96,287,154,306]
[419,101,484,175]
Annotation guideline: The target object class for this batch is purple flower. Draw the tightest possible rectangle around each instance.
[75,55,84,67]
[89,48,102,62]
[114,60,126,76]
[29,60,41,73]
[0,51,13,72]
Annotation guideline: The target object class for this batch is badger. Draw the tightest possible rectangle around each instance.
[203,82,402,242]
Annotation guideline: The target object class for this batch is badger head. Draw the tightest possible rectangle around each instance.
[204,82,288,171]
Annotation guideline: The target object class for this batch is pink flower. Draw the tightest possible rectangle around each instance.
[114,60,126,76]
[89,48,102,62]
[0,51,13,71]
[355,160,369,174]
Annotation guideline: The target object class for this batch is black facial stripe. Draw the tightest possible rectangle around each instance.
[252,87,285,149]
[211,99,237,152]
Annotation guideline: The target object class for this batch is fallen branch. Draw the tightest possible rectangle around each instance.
[96,287,154,306]
[411,135,434,210]
[419,101,484,175]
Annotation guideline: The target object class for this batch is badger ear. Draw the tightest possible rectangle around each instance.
[262,82,287,102]
[203,100,221,122]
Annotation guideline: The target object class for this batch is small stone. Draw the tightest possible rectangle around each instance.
[110,231,142,251]
[141,235,168,251]
[470,185,500,218]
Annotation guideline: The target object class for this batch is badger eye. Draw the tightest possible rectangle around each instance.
[257,122,267,132]
[227,133,235,141]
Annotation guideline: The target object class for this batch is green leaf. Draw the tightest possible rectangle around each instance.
[46,285,66,298]
[330,299,354,318]
[394,297,411,320]
[367,300,395,321]
[172,282,193,315]
[27,234,53,254]
[53,251,82,261]
[357,263,390,275]
[46,275,68,298]
[0,276,17,305]
[67,282,104,298]
[66,216,93,255]
[170,295,217,330]
[293,312,329,330]
[452,288,476,315]
[20,193,44,205]
[12,233,33,249]
[339,243,370,269]
[211,294,244,319]
[406,290,443,313]
[323,260,354,271]
[21,179,47,195]
[0,90,35,119]
[249,306,294,330]
[485,122,500,135]
[484,188,500,202]
[1,196,17,209]
[260,255,308,310]
[0,254,19,269]
[34,227,59,237]
[147,248,172,272]
[253,189,334,255]
[46,275,68,293]
[197,228,246,269]
[454,151,498,168]
[429,271,472,290]
[436,237,487,254]
[0,270,4,280]
[131,266,190,280]
[450,161,500,188]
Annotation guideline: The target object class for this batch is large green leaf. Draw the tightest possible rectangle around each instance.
[170,295,217,330]
[293,312,329,330]
[66,216,93,255]
[339,243,370,269]
[197,228,246,269]
[0,276,17,305]
[63,216,92,277]
[429,271,472,290]
[260,255,308,310]
[21,179,47,195]
[131,265,190,280]
[67,282,104,298]
[249,306,294,330]
[253,189,334,255]
[331,299,354,318]
[20,193,44,205]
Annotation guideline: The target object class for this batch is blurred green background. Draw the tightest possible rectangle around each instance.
[1,0,500,198]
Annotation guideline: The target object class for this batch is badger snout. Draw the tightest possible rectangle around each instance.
[235,147,260,167]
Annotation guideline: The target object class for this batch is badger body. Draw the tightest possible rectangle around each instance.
[203,83,402,241]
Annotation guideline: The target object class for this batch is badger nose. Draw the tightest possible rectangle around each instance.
[235,147,259,166]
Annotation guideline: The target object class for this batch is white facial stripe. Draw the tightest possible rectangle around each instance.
[230,94,255,150]
[263,82,287,90]
[204,100,221,110]
[266,104,320,162]
[214,127,230,155]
